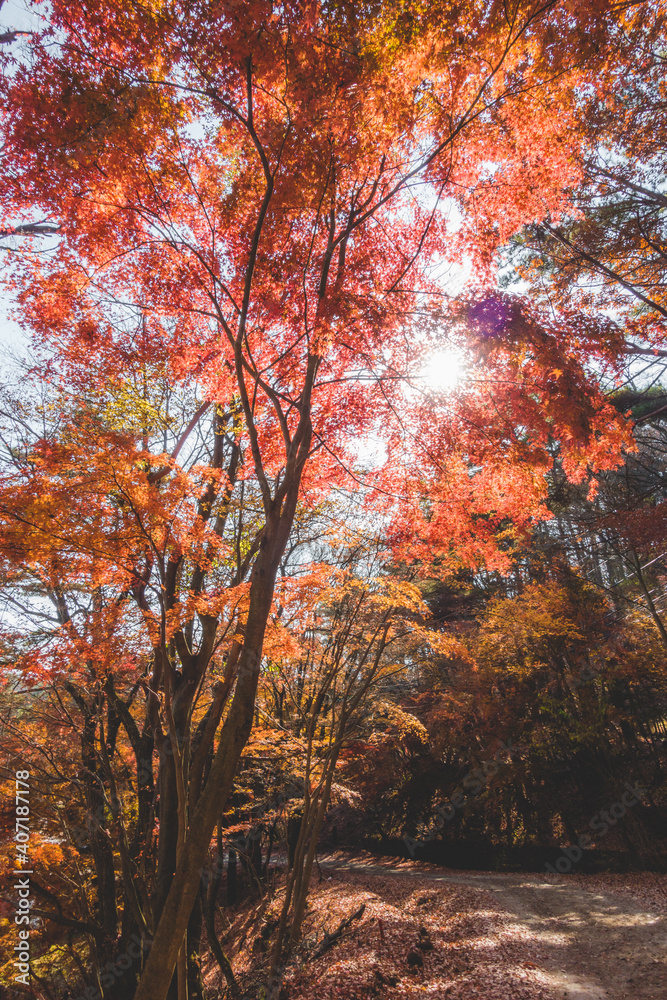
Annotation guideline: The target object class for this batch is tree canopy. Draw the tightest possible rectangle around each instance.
[0,2,666,999]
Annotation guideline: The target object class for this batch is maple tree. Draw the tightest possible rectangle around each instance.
[264,559,454,968]
[504,4,667,387]
[0,1,659,998]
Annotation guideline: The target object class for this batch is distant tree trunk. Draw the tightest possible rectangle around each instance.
[287,811,303,869]
[264,819,277,877]
[201,880,235,987]
[186,895,204,1000]
[632,551,667,651]
[227,848,237,906]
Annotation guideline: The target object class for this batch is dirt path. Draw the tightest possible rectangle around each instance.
[317,855,667,999]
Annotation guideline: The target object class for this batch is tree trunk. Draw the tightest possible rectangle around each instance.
[632,551,667,650]
[134,378,313,1000]
[153,736,180,925]
[186,894,204,1000]
[227,848,237,906]
[134,559,279,1000]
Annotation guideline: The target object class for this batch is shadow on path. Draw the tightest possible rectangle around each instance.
[317,854,667,1000]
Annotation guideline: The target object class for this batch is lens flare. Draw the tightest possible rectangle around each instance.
[422,349,464,392]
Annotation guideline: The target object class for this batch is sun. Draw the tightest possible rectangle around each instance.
[421,348,465,393]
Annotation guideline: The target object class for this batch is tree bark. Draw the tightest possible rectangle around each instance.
[134,535,290,1000]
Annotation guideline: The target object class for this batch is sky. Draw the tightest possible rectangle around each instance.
[0,2,45,366]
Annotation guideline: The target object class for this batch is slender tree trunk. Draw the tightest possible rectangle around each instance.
[186,894,204,1000]
[288,767,336,948]
[153,738,180,924]
[134,370,314,1000]
[79,715,118,940]
[632,551,667,650]
[134,545,286,1000]
[202,883,236,987]
[227,848,237,906]
[201,822,236,988]
[264,819,277,877]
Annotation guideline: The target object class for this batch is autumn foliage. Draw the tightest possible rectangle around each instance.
[0,2,666,999]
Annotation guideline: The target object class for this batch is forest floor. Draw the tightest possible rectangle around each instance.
[220,851,667,1000]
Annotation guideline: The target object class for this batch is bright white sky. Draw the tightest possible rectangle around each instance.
[0,2,44,371]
